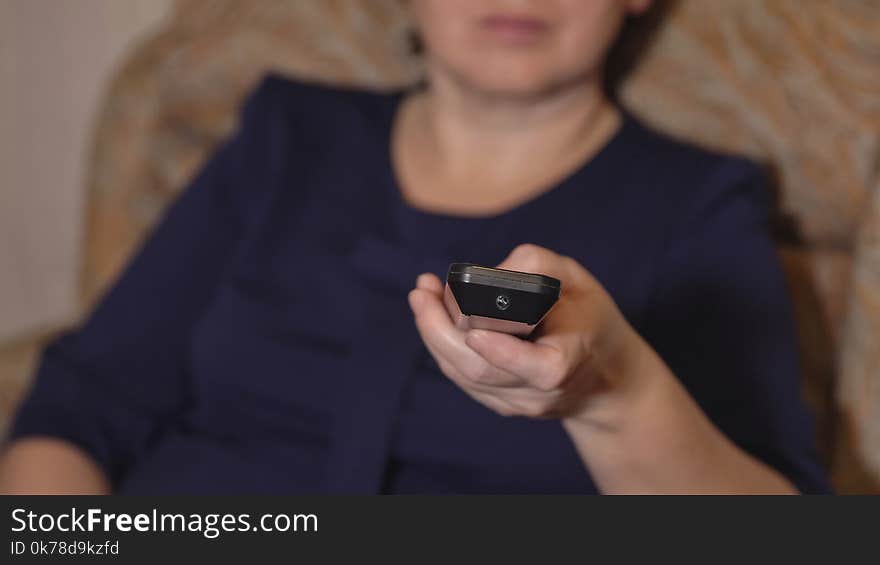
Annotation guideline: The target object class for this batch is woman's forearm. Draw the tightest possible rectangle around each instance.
[562,334,798,494]
[0,437,111,494]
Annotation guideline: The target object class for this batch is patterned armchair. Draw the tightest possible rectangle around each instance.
[2,0,878,492]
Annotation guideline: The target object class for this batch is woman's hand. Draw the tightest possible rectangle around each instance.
[0,438,111,494]
[408,243,798,493]
[408,243,647,430]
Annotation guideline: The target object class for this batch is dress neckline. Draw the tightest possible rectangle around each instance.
[379,88,636,228]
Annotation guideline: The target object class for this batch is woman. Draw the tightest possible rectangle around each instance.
[0,0,829,493]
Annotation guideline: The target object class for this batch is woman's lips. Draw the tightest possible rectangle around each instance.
[478,14,551,44]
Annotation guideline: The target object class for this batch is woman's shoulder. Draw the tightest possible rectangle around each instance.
[217,73,399,230]
[253,71,400,101]
[617,111,771,223]
[238,72,400,136]
[624,112,765,190]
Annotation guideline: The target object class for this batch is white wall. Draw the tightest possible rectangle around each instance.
[0,0,171,343]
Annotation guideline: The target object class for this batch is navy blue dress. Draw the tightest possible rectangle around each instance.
[9,75,830,493]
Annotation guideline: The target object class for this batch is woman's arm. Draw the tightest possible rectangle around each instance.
[409,162,828,493]
[411,251,799,494]
[560,326,798,493]
[0,76,289,492]
[0,438,110,494]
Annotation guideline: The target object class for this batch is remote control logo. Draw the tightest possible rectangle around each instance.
[495,294,511,311]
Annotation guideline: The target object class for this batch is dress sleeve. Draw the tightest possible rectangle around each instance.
[6,76,284,484]
[642,158,832,493]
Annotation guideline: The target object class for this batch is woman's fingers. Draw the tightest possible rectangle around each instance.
[496,244,599,300]
[465,328,580,391]
[415,272,443,293]
[496,244,569,284]
[407,247,615,420]
[408,278,525,389]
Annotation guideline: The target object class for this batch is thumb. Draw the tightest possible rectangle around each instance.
[497,243,566,282]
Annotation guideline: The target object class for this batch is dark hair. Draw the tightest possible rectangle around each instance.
[603,0,675,98]
[407,27,425,56]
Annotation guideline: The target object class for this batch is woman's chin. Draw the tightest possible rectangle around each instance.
[437,58,591,101]
[452,71,576,101]
[475,81,585,103]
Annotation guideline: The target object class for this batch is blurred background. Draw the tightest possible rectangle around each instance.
[1,0,172,426]
[0,0,878,493]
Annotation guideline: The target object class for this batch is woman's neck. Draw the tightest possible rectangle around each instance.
[418,68,617,179]
[392,68,621,215]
